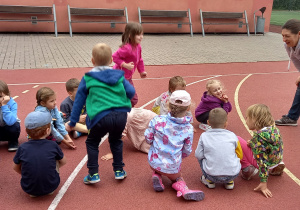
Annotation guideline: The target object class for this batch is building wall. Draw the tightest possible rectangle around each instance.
[0,0,273,34]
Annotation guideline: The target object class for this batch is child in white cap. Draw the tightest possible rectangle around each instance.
[13,111,66,197]
[145,90,205,201]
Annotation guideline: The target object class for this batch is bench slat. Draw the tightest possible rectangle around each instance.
[140,10,187,18]
[70,8,124,16]
[0,5,52,14]
[202,12,243,19]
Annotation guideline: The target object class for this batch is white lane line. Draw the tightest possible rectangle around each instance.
[32,85,39,88]
[12,96,19,99]
[234,74,300,186]
[48,134,108,210]
[22,90,29,94]
[6,70,298,86]
[48,75,218,209]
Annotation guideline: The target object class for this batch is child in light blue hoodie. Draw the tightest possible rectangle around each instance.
[34,87,76,149]
[0,80,20,152]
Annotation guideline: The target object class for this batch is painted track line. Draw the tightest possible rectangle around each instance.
[6,70,298,87]
[48,75,219,209]
[234,74,300,187]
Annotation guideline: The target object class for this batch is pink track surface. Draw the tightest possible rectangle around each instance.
[0,61,299,209]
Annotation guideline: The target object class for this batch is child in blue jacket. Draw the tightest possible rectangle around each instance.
[0,80,20,151]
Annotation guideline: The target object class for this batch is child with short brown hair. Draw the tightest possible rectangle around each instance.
[13,111,66,197]
[60,78,88,139]
[0,80,20,151]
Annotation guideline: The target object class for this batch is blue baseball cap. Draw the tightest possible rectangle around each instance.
[25,111,52,129]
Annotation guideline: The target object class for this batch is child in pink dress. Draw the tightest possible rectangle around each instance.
[113,22,147,107]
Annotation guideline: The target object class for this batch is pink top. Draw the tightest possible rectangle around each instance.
[112,43,145,80]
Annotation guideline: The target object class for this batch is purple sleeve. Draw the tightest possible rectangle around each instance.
[223,101,232,113]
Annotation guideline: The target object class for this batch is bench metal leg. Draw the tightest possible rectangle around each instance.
[200,9,205,37]
[53,4,58,37]
[138,7,142,24]
[244,10,250,36]
[188,9,193,37]
[67,5,73,37]
[125,7,128,23]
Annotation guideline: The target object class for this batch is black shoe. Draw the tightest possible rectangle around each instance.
[8,142,19,152]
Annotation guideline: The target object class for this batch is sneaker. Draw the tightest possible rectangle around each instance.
[200,175,215,189]
[275,115,297,126]
[8,143,18,152]
[199,123,212,131]
[152,172,164,192]
[115,170,127,180]
[224,181,234,190]
[241,165,258,180]
[83,173,100,184]
[73,131,82,139]
[269,162,285,176]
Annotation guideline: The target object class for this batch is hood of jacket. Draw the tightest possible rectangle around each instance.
[85,66,124,86]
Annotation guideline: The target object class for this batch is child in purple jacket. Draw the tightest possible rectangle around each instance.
[195,79,232,131]
[112,22,147,107]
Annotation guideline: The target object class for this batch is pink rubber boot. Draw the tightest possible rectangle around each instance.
[152,172,165,192]
[172,180,205,201]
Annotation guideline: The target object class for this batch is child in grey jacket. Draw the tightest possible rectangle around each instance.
[195,108,242,190]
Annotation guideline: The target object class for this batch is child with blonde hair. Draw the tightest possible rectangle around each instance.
[66,43,135,183]
[195,108,241,190]
[113,22,147,107]
[0,80,20,151]
[145,90,204,201]
[152,76,186,115]
[60,78,88,139]
[240,104,285,198]
[35,87,76,149]
[195,79,232,131]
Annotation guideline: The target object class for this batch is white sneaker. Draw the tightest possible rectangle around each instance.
[200,175,215,189]
[199,123,211,131]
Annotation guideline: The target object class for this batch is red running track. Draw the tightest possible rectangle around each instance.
[0,61,299,209]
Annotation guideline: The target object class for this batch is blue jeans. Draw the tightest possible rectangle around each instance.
[86,111,127,175]
[0,122,20,147]
[199,159,238,183]
[287,84,300,121]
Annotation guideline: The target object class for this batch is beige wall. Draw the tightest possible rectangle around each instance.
[0,0,273,34]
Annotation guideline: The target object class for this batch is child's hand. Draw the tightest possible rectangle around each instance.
[62,137,76,149]
[65,123,73,132]
[220,94,228,103]
[1,95,10,106]
[140,72,147,78]
[254,182,273,198]
[79,114,87,123]
[123,62,134,70]
[246,140,251,146]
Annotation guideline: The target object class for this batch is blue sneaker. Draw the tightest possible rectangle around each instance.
[115,170,127,180]
[83,173,100,184]
[73,131,82,139]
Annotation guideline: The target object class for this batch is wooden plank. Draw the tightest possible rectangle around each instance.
[202,12,243,19]
[70,8,124,16]
[140,10,187,18]
[0,5,52,14]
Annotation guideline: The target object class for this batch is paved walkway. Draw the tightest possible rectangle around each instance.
[0,32,288,70]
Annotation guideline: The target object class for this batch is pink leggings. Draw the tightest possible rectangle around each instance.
[238,136,258,170]
[128,79,138,107]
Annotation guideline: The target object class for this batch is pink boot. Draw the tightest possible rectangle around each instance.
[172,180,204,201]
[152,172,164,192]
